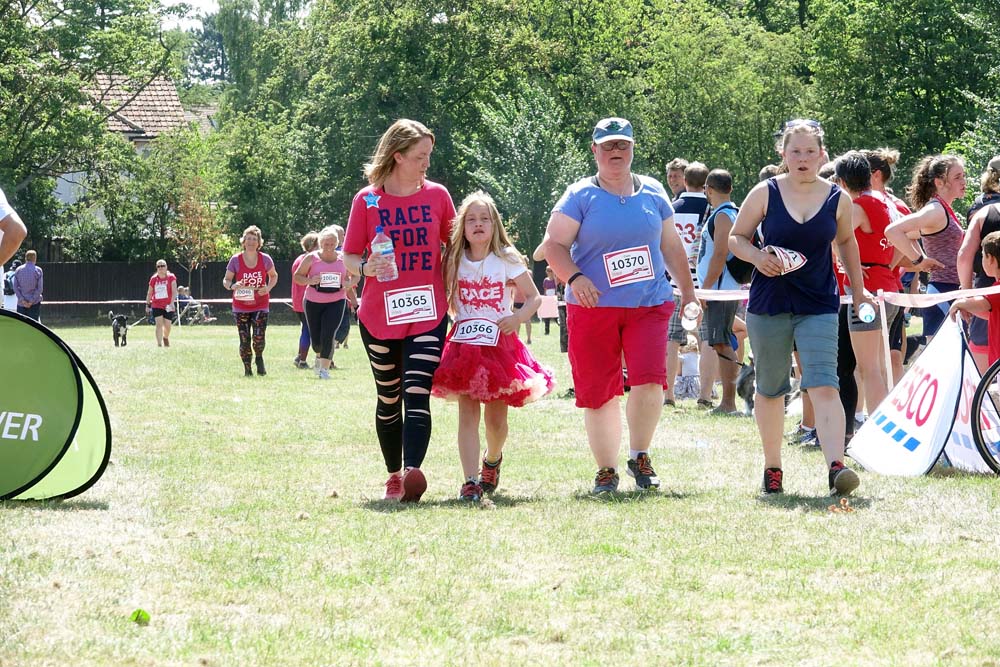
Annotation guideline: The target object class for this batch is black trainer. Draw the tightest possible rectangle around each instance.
[626,452,660,490]
[592,467,619,495]
[829,461,859,496]
[255,357,266,376]
[762,467,783,494]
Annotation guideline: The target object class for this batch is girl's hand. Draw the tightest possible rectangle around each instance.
[257,285,269,296]
[754,249,785,277]
[914,255,944,273]
[231,281,243,290]
[497,315,519,334]
[345,273,359,289]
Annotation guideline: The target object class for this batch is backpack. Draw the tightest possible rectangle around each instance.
[2,271,13,296]
[705,203,760,285]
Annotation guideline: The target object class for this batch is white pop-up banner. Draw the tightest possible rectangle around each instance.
[850,317,999,476]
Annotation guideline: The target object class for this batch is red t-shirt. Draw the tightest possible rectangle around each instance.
[227,252,274,312]
[987,287,1000,365]
[852,193,902,293]
[343,180,455,339]
[148,272,176,309]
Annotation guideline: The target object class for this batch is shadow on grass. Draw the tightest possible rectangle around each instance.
[1,499,110,511]
[358,493,546,513]
[757,493,873,512]
[569,488,705,503]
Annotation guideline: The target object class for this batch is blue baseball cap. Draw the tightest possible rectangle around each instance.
[592,117,634,144]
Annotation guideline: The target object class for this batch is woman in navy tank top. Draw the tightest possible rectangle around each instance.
[729,120,872,497]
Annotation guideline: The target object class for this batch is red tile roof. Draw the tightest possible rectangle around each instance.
[93,74,187,139]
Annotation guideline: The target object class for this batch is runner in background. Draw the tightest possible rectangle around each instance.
[145,259,177,347]
[222,225,279,377]
[291,231,319,369]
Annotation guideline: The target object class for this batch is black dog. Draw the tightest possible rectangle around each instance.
[109,310,129,347]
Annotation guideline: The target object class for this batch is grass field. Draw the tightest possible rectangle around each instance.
[2,322,1000,666]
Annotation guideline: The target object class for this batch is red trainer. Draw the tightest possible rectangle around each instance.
[383,473,403,501]
[401,467,427,503]
[479,455,502,494]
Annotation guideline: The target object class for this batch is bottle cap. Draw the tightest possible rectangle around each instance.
[375,226,384,233]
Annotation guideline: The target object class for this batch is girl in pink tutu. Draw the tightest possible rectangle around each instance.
[433,191,555,501]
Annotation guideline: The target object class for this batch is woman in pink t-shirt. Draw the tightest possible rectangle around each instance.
[294,226,354,379]
[291,231,319,369]
[222,225,279,376]
[145,259,177,348]
[343,119,456,503]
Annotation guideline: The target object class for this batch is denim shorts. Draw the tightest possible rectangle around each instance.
[746,311,839,397]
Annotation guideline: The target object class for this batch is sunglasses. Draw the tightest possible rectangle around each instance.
[775,118,822,137]
[156,264,167,268]
[598,140,633,152]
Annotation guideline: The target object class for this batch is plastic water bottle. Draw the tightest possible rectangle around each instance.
[371,226,398,283]
[858,302,876,324]
[681,302,701,332]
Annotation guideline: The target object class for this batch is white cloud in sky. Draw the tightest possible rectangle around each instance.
[162,0,219,30]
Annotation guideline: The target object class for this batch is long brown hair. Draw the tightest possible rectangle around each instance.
[443,190,523,313]
[906,154,963,210]
[363,119,435,187]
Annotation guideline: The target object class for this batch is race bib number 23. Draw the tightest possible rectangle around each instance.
[384,285,437,325]
[603,245,654,288]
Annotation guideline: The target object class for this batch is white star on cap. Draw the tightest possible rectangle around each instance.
[364,192,381,209]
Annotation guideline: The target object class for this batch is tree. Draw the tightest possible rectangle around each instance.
[460,81,590,259]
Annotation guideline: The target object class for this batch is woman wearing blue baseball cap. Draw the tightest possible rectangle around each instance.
[543,117,697,495]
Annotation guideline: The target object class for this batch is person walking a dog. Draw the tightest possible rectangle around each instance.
[146,260,177,347]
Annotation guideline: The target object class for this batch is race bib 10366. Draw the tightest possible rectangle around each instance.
[451,318,499,346]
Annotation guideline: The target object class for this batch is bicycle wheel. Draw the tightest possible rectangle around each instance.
[970,356,1000,474]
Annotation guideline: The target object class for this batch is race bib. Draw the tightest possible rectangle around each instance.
[319,272,341,289]
[153,283,168,300]
[384,285,437,325]
[603,245,654,288]
[234,287,255,301]
[451,318,500,346]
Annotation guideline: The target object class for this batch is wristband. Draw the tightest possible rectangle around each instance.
[568,271,584,286]
[360,260,367,276]
[913,254,925,265]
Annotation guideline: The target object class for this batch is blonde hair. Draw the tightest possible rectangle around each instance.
[680,335,699,354]
[443,190,523,312]
[363,119,435,187]
[981,162,1000,195]
[906,154,963,210]
[862,147,900,185]
[240,225,263,249]
[317,225,339,246]
[299,231,318,253]
[330,224,346,245]
[776,120,825,175]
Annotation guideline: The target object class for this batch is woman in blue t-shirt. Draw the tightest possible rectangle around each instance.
[729,120,874,498]
[543,117,697,496]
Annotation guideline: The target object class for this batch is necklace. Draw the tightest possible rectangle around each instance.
[598,175,631,205]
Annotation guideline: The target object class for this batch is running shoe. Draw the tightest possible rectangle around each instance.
[626,452,660,490]
[829,461,860,496]
[762,467,784,494]
[383,473,403,501]
[318,369,331,380]
[479,455,502,493]
[799,429,820,448]
[459,481,483,502]
[293,355,301,368]
[401,467,427,503]
[297,360,310,370]
[592,467,619,495]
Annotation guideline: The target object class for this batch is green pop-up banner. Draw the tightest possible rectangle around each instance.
[0,309,111,500]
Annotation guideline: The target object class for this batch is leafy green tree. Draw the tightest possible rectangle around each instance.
[460,81,590,258]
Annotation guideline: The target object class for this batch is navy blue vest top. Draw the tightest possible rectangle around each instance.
[747,178,841,316]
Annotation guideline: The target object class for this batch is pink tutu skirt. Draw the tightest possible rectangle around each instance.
[432,330,555,407]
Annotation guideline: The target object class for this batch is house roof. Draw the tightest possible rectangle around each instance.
[93,74,187,140]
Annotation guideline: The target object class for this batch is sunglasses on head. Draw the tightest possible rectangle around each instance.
[776,118,822,135]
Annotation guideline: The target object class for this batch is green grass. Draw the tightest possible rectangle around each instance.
[2,322,1000,666]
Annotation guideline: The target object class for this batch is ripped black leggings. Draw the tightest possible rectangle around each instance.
[359,317,448,472]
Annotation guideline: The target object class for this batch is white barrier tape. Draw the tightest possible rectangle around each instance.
[881,283,1000,308]
[45,298,295,305]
